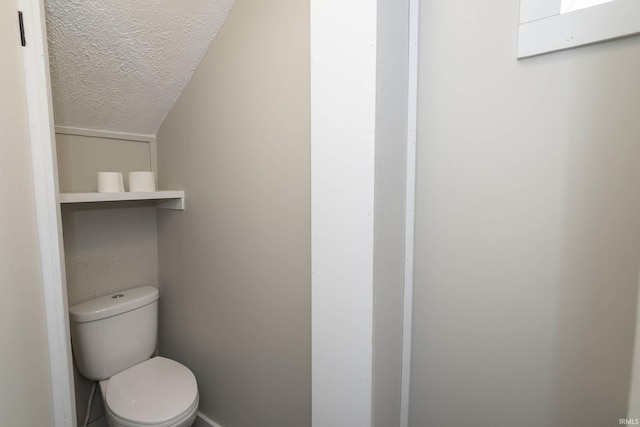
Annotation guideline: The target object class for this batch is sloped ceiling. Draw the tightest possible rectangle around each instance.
[45,0,235,135]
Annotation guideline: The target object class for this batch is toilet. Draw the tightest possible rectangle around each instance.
[69,286,199,427]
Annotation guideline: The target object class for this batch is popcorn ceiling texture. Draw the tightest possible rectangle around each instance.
[45,0,235,135]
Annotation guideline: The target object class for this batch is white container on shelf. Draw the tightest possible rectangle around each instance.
[129,171,156,192]
[98,172,124,193]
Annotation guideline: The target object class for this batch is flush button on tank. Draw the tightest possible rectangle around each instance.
[112,294,125,299]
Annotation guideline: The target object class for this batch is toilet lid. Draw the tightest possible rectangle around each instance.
[105,357,198,425]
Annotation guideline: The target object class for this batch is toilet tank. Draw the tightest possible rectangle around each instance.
[69,286,159,381]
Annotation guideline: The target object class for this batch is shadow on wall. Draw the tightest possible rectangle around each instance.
[546,39,640,426]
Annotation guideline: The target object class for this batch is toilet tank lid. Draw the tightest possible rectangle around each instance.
[69,286,159,323]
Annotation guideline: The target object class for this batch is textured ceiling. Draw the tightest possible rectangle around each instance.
[45,0,235,135]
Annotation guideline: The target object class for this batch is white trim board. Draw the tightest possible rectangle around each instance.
[311,0,378,425]
[19,1,75,426]
[196,412,223,427]
[400,0,419,425]
[518,0,640,58]
[627,269,640,419]
[55,126,160,182]
[55,126,155,143]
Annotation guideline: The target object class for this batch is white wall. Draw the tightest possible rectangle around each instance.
[410,1,640,426]
[0,1,54,424]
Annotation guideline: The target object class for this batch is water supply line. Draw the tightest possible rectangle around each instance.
[82,381,97,427]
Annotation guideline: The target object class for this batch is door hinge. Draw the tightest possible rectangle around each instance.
[18,11,26,47]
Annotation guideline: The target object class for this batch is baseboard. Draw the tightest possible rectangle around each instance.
[195,411,223,427]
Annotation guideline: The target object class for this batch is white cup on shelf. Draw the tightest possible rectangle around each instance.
[97,172,124,193]
[128,171,156,192]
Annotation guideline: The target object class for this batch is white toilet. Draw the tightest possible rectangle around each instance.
[69,286,199,427]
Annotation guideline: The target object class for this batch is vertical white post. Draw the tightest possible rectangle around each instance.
[311,0,378,425]
[19,1,75,426]
[400,0,420,425]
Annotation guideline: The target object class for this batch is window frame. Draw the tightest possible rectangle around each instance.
[518,0,640,58]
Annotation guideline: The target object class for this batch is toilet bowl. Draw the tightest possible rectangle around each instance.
[100,357,199,427]
[68,287,199,427]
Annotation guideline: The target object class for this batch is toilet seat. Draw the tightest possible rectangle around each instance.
[102,357,199,427]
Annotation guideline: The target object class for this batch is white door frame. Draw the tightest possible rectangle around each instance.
[19,1,75,426]
[311,0,419,425]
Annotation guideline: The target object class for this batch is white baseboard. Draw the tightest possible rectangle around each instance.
[196,411,223,427]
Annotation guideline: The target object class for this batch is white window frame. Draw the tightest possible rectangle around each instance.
[518,0,640,58]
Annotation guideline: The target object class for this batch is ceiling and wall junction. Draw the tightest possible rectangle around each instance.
[45,0,235,135]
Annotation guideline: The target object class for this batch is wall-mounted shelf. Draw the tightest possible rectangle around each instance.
[59,191,185,210]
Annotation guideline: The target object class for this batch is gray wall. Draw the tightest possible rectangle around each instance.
[57,132,158,306]
[410,1,640,427]
[56,133,152,192]
[155,0,310,426]
[62,205,158,306]
[373,0,409,426]
[0,1,54,423]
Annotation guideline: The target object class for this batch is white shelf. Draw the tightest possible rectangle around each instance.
[59,191,185,210]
